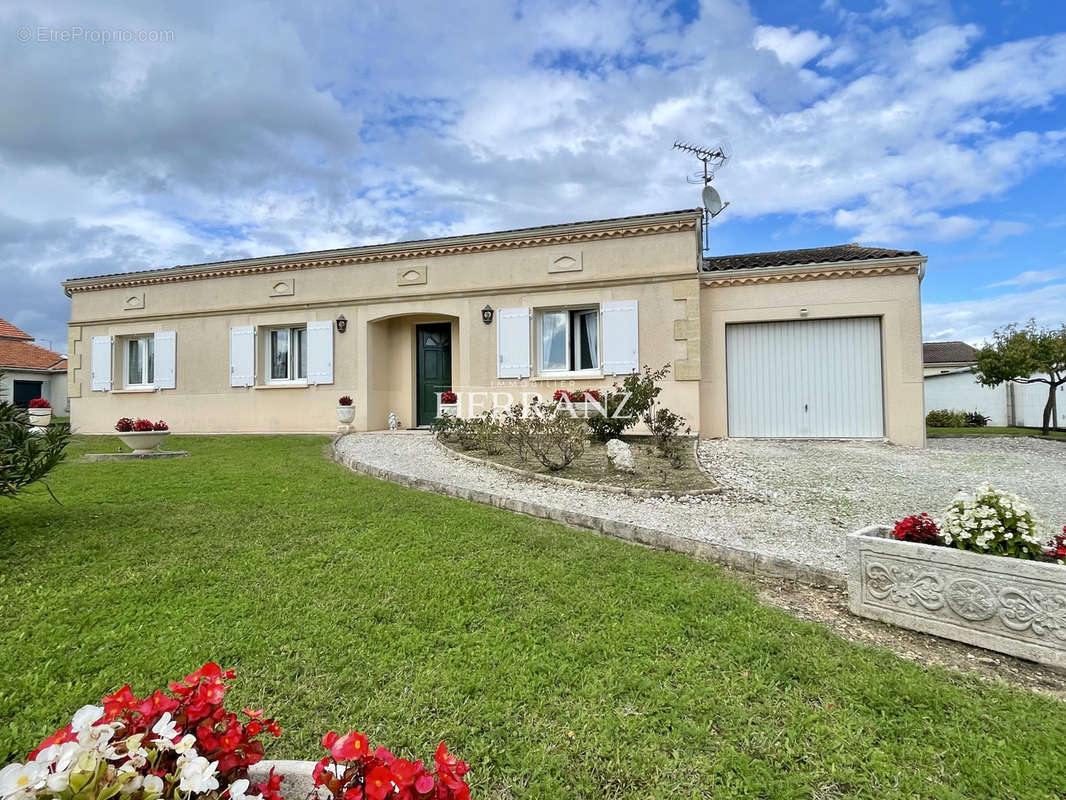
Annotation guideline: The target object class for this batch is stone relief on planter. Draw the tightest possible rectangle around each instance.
[848,525,1066,669]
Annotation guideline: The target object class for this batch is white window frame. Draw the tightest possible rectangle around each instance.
[535,305,601,377]
[123,335,155,389]
[263,326,308,385]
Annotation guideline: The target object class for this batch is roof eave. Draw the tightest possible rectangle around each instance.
[62,208,704,293]
[701,254,927,283]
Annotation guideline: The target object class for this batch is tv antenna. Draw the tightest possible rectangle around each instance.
[674,139,730,253]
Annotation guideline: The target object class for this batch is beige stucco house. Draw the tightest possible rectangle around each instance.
[62,209,927,446]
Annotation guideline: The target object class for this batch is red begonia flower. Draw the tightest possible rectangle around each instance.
[331,731,369,762]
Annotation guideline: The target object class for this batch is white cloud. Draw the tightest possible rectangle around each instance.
[753,25,832,67]
[923,283,1066,343]
[986,269,1066,288]
[2,0,1066,347]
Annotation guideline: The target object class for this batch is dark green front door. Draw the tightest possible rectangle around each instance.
[416,323,452,426]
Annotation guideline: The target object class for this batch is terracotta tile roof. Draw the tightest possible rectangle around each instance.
[0,340,67,371]
[0,318,33,341]
[923,341,978,364]
[702,243,923,272]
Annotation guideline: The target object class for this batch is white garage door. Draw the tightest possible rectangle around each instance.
[726,317,885,438]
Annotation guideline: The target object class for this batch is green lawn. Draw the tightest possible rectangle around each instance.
[927,425,1066,440]
[2,436,1065,799]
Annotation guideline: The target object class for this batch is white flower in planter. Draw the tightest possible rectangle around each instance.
[177,755,219,794]
[151,712,180,744]
[0,761,48,800]
[71,705,104,733]
[143,775,164,795]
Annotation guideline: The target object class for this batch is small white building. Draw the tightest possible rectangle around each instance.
[0,318,68,412]
[923,341,1062,427]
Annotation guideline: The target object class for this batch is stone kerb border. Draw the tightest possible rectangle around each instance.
[432,436,722,498]
[331,436,843,588]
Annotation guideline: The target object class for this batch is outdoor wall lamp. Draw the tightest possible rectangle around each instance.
[336,315,348,333]
[481,305,494,325]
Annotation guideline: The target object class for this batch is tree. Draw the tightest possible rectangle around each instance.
[0,371,71,500]
[973,321,1066,435]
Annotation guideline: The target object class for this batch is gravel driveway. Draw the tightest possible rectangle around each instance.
[334,433,1066,578]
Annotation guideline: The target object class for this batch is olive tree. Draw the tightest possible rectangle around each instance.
[0,371,71,500]
[973,321,1066,435]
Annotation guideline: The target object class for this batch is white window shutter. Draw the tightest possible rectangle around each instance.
[154,331,176,389]
[602,300,639,375]
[307,320,334,385]
[497,307,531,378]
[90,335,113,391]
[229,326,255,387]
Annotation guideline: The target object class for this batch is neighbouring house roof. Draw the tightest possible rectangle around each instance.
[62,208,705,293]
[0,318,67,372]
[923,341,978,365]
[0,340,67,371]
[0,319,34,341]
[701,243,924,272]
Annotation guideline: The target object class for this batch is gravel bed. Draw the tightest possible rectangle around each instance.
[334,433,1066,577]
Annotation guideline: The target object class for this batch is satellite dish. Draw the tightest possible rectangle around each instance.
[702,184,723,216]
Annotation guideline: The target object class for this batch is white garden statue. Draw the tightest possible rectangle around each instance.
[388,412,401,431]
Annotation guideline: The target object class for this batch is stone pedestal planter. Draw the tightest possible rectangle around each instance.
[337,405,356,424]
[439,403,458,417]
[117,430,170,455]
[570,401,603,418]
[848,525,1066,669]
[28,408,52,427]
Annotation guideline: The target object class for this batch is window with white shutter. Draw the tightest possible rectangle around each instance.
[496,307,531,378]
[229,326,255,387]
[535,307,600,374]
[306,320,334,385]
[90,335,113,391]
[602,300,639,375]
[154,331,176,389]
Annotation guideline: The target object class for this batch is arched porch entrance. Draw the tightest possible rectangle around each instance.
[365,313,459,430]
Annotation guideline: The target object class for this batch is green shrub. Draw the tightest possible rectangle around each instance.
[473,411,503,455]
[926,408,967,427]
[523,401,588,471]
[964,410,990,427]
[587,364,670,442]
[498,404,533,463]
[644,407,691,468]
[0,398,71,500]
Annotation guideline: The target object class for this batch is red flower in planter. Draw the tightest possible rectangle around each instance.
[892,513,941,545]
[28,397,51,409]
[132,418,155,432]
[115,417,135,432]
[580,389,601,402]
[152,420,169,431]
[331,730,369,761]
[1045,527,1066,562]
[339,395,354,406]
[440,390,457,404]
[553,389,572,402]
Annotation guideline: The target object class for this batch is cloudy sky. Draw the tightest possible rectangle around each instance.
[2,0,1065,352]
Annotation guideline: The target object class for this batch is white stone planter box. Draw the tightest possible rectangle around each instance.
[336,405,356,424]
[248,761,321,799]
[117,430,170,454]
[848,525,1066,669]
[439,403,458,417]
